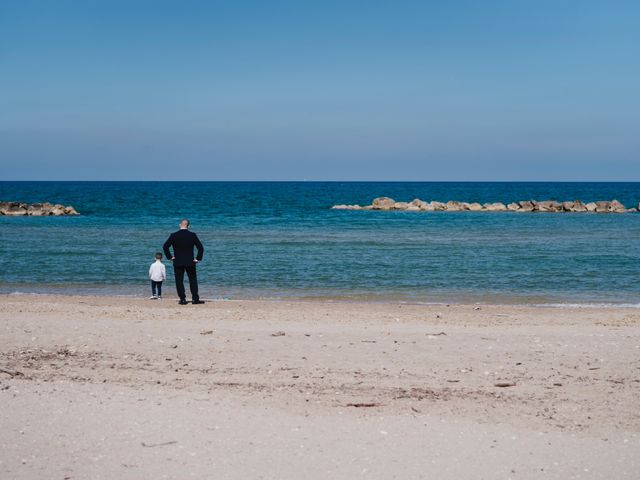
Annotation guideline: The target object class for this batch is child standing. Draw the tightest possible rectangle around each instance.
[148,252,166,299]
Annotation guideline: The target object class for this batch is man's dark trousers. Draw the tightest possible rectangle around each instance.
[174,265,199,302]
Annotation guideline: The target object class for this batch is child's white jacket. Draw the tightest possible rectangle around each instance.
[149,262,167,282]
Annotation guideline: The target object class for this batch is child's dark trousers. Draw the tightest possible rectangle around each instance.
[151,281,163,297]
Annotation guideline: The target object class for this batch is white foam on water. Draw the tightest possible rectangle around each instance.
[531,302,640,309]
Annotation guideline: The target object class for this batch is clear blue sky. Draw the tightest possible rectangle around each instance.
[1,0,638,180]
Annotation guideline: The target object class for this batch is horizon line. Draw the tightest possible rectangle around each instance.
[2,180,640,183]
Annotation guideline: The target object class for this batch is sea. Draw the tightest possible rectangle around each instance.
[1,181,639,306]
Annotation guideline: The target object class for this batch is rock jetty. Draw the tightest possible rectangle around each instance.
[332,197,637,213]
[0,201,79,216]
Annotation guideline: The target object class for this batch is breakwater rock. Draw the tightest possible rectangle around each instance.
[0,201,79,216]
[332,197,638,213]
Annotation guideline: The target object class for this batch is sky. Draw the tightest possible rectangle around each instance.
[1,0,639,181]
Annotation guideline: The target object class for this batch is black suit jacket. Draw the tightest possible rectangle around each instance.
[163,230,204,267]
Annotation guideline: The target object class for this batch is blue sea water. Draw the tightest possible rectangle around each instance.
[1,181,639,305]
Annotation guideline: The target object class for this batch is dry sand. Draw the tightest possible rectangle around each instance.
[1,294,639,479]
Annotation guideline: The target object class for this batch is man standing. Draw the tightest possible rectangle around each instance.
[163,219,204,305]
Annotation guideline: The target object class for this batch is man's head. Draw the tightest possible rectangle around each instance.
[155,252,163,260]
[179,219,190,229]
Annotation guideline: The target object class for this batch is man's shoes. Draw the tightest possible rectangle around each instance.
[178,299,188,305]
[149,295,158,300]
[192,300,205,305]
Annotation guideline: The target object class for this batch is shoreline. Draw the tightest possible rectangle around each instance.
[3,290,640,309]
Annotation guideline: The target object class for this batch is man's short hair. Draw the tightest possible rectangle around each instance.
[180,219,190,227]
[155,252,163,259]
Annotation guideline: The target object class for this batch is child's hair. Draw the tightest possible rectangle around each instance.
[155,252,163,260]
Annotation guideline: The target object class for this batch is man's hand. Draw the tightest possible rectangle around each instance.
[171,257,175,261]
[193,259,199,263]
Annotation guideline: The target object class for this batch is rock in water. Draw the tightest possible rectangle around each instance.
[608,199,626,213]
[371,197,396,210]
[27,203,45,216]
[0,201,79,216]
[518,200,535,212]
[535,200,562,212]
[1,202,28,216]
[445,201,463,211]
[571,200,587,212]
[484,202,507,211]
[64,206,79,215]
[51,204,67,215]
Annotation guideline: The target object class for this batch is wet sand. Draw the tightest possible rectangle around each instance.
[1,295,639,479]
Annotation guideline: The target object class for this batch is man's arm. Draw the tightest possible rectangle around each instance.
[163,234,174,260]
[194,233,204,261]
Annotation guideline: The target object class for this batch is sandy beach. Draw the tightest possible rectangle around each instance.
[1,294,639,479]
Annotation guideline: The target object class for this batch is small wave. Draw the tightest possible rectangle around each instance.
[7,290,140,298]
[529,302,640,309]
[8,291,50,296]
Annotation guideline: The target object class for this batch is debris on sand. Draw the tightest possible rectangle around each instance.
[494,382,516,388]
[141,441,178,448]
